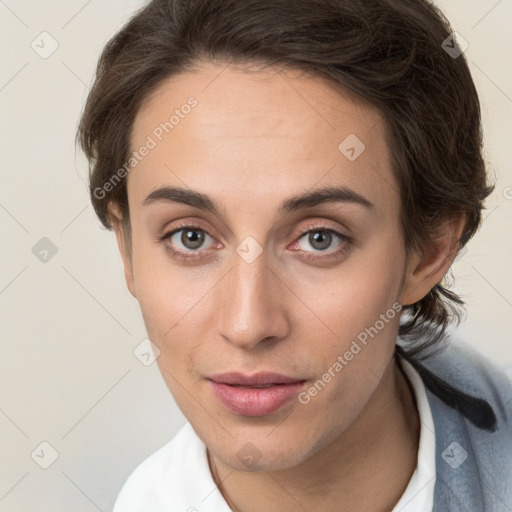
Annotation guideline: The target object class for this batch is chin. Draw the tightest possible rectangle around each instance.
[206,426,318,473]
[218,446,307,473]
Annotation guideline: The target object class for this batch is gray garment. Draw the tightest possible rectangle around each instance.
[400,339,512,511]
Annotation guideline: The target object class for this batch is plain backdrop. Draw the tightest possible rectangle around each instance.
[1,0,511,510]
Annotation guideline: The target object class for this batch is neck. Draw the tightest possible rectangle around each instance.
[208,354,420,512]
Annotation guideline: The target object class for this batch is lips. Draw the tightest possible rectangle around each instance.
[208,372,307,416]
[209,372,304,386]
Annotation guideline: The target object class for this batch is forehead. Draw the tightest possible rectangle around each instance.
[128,62,397,215]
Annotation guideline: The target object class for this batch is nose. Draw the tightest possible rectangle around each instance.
[217,248,290,350]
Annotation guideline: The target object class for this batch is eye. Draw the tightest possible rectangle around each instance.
[159,223,351,263]
[291,226,351,261]
[160,225,217,260]
[297,229,342,252]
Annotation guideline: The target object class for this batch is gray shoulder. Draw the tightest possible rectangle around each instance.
[418,337,512,423]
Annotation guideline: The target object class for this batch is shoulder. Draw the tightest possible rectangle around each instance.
[417,337,512,423]
[112,422,204,512]
[404,338,512,509]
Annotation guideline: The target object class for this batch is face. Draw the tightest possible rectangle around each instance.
[117,62,420,472]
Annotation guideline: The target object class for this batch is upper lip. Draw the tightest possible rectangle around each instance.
[208,372,305,386]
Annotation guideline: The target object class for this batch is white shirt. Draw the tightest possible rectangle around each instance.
[113,357,436,512]
[392,356,436,511]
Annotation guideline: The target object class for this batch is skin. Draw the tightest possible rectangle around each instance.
[110,62,464,512]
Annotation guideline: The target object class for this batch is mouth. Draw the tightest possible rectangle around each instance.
[207,372,307,416]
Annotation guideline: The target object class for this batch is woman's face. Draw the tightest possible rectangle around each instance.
[119,62,414,471]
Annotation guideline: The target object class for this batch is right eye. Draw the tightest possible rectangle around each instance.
[160,225,219,260]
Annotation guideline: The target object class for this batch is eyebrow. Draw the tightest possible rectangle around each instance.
[142,185,374,215]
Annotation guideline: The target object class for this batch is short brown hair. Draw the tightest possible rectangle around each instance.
[77,0,494,358]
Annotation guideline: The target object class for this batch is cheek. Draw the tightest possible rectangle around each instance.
[298,270,403,439]
[296,234,405,412]
[310,236,405,338]
[129,235,217,373]
[129,228,193,328]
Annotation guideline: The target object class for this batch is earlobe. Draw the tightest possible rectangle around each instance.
[109,204,137,299]
[400,215,466,306]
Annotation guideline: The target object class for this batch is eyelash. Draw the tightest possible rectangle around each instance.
[159,222,352,262]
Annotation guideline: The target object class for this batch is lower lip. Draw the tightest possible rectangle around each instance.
[209,380,306,416]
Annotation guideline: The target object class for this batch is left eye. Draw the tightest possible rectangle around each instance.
[296,229,344,252]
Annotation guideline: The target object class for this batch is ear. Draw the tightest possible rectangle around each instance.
[109,203,137,299]
[401,215,466,306]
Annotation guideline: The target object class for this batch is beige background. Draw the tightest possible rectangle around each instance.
[1,0,511,510]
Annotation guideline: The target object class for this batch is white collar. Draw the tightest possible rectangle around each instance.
[391,356,436,511]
